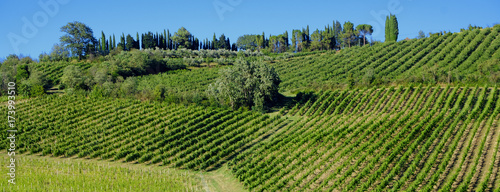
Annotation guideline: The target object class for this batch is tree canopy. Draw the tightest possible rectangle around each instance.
[171,27,193,49]
[236,35,259,51]
[342,21,357,48]
[356,24,373,46]
[207,58,280,111]
[385,14,399,42]
[60,21,96,59]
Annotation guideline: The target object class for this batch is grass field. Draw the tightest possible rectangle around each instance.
[0,153,246,192]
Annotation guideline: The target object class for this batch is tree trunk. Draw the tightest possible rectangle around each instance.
[363,34,366,46]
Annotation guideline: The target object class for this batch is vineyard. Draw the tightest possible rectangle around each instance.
[1,94,286,172]
[2,85,500,191]
[230,85,500,191]
[2,25,500,192]
[276,27,500,92]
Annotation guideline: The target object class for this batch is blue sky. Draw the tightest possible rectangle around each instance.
[1,0,499,60]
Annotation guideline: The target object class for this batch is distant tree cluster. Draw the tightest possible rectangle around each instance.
[46,22,239,61]
[236,20,374,54]
[0,55,46,97]
[43,18,394,61]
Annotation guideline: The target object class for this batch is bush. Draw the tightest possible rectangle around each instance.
[207,58,281,111]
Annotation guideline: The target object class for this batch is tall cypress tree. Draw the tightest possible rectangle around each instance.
[385,15,390,41]
[101,31,106,53]
[391,14,399,41]
[306,25,310,42]
[167,29,171,49]
[136,32,140,50]
[109,35,112,50]
[212,33,217,50]
[141,34,145,49]
[119,33,126,50]
[261,32,266,49]
[163,29,167,49]
[112,34,116,50]
[385,14,399,42]
[284,30,289,49]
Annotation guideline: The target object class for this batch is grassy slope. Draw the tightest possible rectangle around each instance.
[0,153,245,192]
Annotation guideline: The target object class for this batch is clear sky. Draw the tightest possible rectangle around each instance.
[1,0,499,60]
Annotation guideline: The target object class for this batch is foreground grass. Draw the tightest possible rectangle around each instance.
[0,153,246,191]
[0,153,205,191]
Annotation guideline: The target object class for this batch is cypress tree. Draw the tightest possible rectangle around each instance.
[212,33,217,49]
[385,14,399,42]
[167,29,171,49]
[112,34,116,50]
[306,25,310,42]
[262,32,266,48]
[391,14,399,41]
[385,15,390,41]
[291,30,297,51]
[136,32,140,50]
[163,30,167,49]
[101,31,106,53]
[109,35,112,50]
[141,34,145,49]
[284,30,289,49]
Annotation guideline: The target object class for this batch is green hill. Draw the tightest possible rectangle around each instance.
[3,26,500,191]
[3,85,500,191]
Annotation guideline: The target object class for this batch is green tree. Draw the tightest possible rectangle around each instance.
[310,29,323,51]
[417,30,426,39]
[163,29,167,49]
[16,64,29,82]
[61,65,85,89]
[153,84,166,100]
[237,34,260,51]
[136,32,141,49]
[100,31,106,54]
[109,35,113,50]
[118,33,126,50]
[334,20,343,48]
[142,32,154,49]
[112,34,116,50]
[385,14,399,42]
[60,21,96,59]
[126,34,136,51]
[172,27,193,49]
[342,21,357,48]
[356,24,373,46]
[207,58,281,111]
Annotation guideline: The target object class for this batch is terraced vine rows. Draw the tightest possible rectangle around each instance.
[230,86,500,191]
[30,61,94,84]
[2,86,500,191]
[1,94,287,171]
[276,26,500,92]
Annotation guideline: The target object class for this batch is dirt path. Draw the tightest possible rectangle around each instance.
[205,164,247,192]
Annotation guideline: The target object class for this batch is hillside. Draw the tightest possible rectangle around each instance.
[102,27,500,98]
[3,85,500,191]
[3,26,500,192]
[275,27,500,91]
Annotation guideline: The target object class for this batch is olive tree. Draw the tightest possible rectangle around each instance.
[207,58,280,111]
[61,65,85,89]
